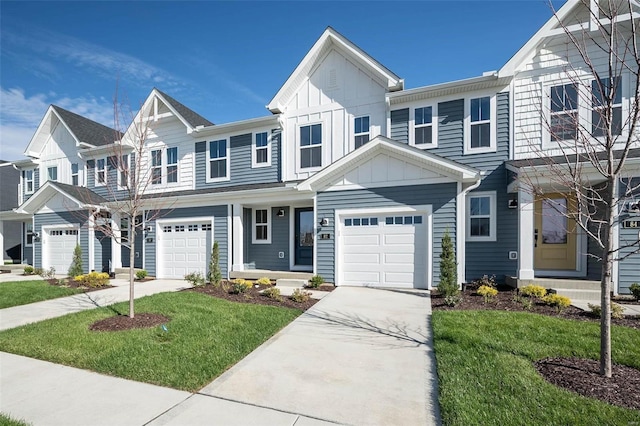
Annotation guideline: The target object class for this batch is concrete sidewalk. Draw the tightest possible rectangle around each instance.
[0,279,192,331]
[572,300,640,316]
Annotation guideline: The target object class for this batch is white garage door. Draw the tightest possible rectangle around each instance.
[45,228,79,274]
[159,221,212,279]
[340,213,428,289]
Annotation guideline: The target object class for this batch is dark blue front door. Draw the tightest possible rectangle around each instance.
[295,208,313,267]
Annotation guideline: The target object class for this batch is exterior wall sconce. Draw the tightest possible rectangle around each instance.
[508,199,518,209]
[277,208,286,217]
[319,218,329,227]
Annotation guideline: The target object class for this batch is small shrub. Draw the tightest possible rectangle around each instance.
[33,267,44,276]
[184,271,205,287]
[256,277,272,286]
[231,278,251,294]
[477,285,498,303]
[520,284,547,299]
[290,288,312,303]
[470,274,497,290]
[220,280,230,293]
[74,272,110,288]
[42,267,56,279]
[68,244,83,277]
[588,302,625,319]
[263,286,282,301]
[629,283,640,301]
[543,294,571,312]
[444,294,463,307]
[207,241,222,286]
[513,293,534,310]
[135,270,148,280]
[438,230,459,298]
[23,266,34,275]
[307,275,324,288]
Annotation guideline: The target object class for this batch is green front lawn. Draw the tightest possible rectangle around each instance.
[432,310,640,425]
[0,280,83,309]
[0,291,301,391]
[0,413,30,426]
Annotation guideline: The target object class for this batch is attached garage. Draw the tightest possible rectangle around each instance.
[336,208,431,289]
[43,227,79,274]
[157,219,213,279]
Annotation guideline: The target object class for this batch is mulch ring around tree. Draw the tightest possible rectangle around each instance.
[189,282,318,311]
[89,313,170,332]
[45,278,113,292]
[431,286,640,330]
[535,357,640,411]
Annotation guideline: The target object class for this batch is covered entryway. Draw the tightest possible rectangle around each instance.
[337,209,430,289]
[534,193,579,272]
[44,227,79,274]
[157,220,213,279]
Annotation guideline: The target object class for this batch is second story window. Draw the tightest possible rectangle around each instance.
[47,166,58,182]
[118,155,129,188]
[592,76,622,137]
[71,163,79,186]
[300,124,322,169]
[354,116,370,149]
[96,158,107,185]
[24,170,34,194]
[414,107,433,146]
[167,147,178,183]
[252,132,270,168]
[550,84,578,141]
[151,150,162,184]
[470,97,491,148]
[208,139,228,181]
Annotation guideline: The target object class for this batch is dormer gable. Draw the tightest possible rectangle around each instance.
[267,27,404,114]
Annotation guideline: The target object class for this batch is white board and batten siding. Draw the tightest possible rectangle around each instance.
[282,48,389,182]
[38,118,82,186]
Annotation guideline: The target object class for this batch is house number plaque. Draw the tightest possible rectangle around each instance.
[622,220,640,229]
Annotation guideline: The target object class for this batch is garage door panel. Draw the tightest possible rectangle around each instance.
[384,253,415,264]
[46,228,78,273]
[343,234,379,245]
[343,253,380,264]
[344,271,380,283]
[159,221,212,279]
[384,234,415,245]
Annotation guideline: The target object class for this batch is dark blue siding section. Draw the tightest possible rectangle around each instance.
[22,222,33,265]
[33,211,90,274]
[317,183,457,286]
[618,178,640,293]
[87,156,130,201]
[390,108,409,144]
[95,231,111,273]
[244,206,290,270]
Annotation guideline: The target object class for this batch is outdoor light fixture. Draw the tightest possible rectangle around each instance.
[319,218,329,227]
[277,208,285,217]
[508,199,518,209]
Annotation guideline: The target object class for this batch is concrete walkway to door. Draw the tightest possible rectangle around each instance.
[190,286,441,426]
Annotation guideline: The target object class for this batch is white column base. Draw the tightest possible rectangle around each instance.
[518,185,535,281]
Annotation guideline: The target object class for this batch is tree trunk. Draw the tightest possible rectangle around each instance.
[599,180,616,378]
[129,225,135,319]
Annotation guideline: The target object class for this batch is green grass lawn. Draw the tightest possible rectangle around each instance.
[0,291,301,391]
[0,413,30,426]
[0,280,84,309]
[432,310,640,425]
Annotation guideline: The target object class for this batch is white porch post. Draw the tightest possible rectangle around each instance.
[518,185,535,280]
[88,212,95,273]
[232,203,244,271]
[0,220,4,263]
[111,212,122,270]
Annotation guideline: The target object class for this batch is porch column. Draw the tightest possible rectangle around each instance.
[0,220,4,263]
[88,212,95,273]
[232,203,244,271]
[518,185,535,280]
[111,212,122,270]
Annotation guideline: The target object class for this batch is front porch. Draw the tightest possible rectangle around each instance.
[506,276,601,302]
[229,269,313,281]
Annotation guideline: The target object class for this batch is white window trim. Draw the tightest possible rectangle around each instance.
[410,104,438,149]
[150,149,163,185]
[252,131,272,168]
[166,147,179,185]
[25,222,33,247]
[206,139,231,183]
[24,169,34,194]
[296,122,324,173]
[589,74,627,141]
[117,155,129,190]
[71,163,80,186]
[464,94,497,155]
[353,115,371,150]
[467,191,497,242]
[251,207,272,244]
[47,166,58,182]
[541,80,590,150]
[95,158,107,187]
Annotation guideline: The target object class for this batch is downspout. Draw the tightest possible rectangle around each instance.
[456,173,483,287]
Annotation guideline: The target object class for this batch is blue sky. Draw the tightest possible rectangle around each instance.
[0,1,563,161]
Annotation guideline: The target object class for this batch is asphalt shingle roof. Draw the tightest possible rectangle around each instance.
[49,182,108,206]
[155,88,214,128]
[52,106,123,147]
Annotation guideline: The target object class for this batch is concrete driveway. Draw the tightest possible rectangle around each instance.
[195,286,440,426]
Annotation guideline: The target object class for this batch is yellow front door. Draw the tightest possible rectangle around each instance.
[534,193,577,270]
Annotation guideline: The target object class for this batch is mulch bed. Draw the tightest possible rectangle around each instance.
[308,284,335,292]
[45,278,113,292]
[535,357,640,411]
[89,313,170,332]
[189,282,318,311]
[432,286,640,411]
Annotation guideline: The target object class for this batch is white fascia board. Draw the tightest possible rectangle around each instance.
[190,115,281,138]
[12,158,39,168]
[78,142,133,158]
[17,182,84,215]
[151,89,195,132]
[387,74,511,104]
[0,210,31,220]
[23,106,83,157]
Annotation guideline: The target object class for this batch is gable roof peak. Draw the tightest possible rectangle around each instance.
[152,88,214,128]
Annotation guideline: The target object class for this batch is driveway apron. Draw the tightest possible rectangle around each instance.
[200,286,441,425]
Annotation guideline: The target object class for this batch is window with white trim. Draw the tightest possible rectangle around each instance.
[25,222,33,246]
[414,107,433,146]
[300,124,322,169]
[208,139,228,181]
[592,76,622,137]
[24,170,34,194]
[253,132,270,167]
[167,147,178,183]
[252,208,271,244]
[467,192,496,241]
[151,150,162,184]
[71,163,79,186]
[96,158,107,186]
[47,166,58,182]
[549,84,578,141]
[118,155,129,189]
[470,97,490,148]
[354,116,370,149]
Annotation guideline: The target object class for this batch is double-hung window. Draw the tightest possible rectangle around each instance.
[24,170,34,194]
[26,222,34,246]
[118,155,129,188]
[47,166,58,182]
[252,208,271,244]
[96,158,107,185]
[253,132,270,167]
[414,107,433,146]
[167,147,178,183]
[208,139,228,180]
[470,97,491,148]
[354,116,370,149]
[467,192,496,241]
[151,150,162,184]
[300,124,322,169]
[71,163,79,186]
[550,84,578,141]
[592,76,622,137]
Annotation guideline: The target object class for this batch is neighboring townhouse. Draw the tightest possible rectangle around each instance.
[0,161,21,263]
[0,0,637,294]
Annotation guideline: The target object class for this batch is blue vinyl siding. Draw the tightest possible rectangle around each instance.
[316,183,457,285]
[244,206,290,270]
[618,178,640,293]
[144,205,228,277]
[94,230,111,273]
[87,155,132,201]
[22,222,34,265]
[33,211,90,274]
[390,108,409,144]
[194,131,280,190]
